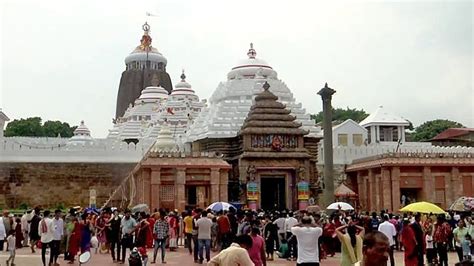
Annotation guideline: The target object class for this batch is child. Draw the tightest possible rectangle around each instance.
[276,238,289,259]
[138,246,148,266]
[462,234,472,261]
[6,230,16,266]
[425,227,436,265]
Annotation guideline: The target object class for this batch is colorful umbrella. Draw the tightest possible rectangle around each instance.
[207,202,235,212]
[327,202,354,211]
[400,201,446,214]
[449,197,474,212]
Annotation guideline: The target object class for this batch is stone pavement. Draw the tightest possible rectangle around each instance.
[0,246,460,266]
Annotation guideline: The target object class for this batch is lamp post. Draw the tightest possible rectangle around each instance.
[318,83,336,206]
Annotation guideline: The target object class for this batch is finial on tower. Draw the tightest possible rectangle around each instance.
[180,69,186,81]
[263,81,270,91]
[140,22,152,51]
[247,43,257,59]
[325,82,328,88]
[142,22,150,34]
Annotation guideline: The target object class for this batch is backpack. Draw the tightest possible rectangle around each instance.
[370,218,379,231]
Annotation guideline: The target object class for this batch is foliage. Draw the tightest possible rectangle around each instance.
[311,107,369,124]
[5,117,76,137]
[411,119,464,141]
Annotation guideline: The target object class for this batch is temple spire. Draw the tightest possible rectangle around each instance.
[180,69,186,81]
[247,42,257,59]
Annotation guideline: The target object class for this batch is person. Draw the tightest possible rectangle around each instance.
[135,213,152,250]
[378,214,396,266]
[51,209,63,266]
[410,213,425,266]
[196,210,213,264]
[120,209,137,264]
[29,207,42,253]
[208,234,255,266]
[6,230,16,266]
[454,219,470,262]
[401,219,418,266]
[285,212,298,261]
[0,214,5,253]
[192,209,202,263]
[273,213,286,245]
[167,211,178,251]
[248,227,266,266]
[3,210,12,248]
[67,216,81,264]
[321,217,336,258]
[263,215,278,261]
[434,214,452,266]
[152,211,168,264]
[290,216,322,266]
[107,209,122,262]
[20,211,30,247]
[276,238,289,259]
[362,230,390,266]
[80,213,93,254]
[183,210,194,254]
[336,223,364,266]
[95,211,109,253]
[14,218,23,249]
[216,211,231,250]
[425,226,436,265]
[39,210,55,266]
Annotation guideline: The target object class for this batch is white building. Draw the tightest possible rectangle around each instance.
[186,44,321,141]
[0,109,9,138]
[331,119,368,147]
[359,105,410,144]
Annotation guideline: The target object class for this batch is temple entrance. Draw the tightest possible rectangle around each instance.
[261,176,286,210]
[186,186,197,209]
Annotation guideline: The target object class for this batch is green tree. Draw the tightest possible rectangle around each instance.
[4,117,76,137]
[43,120,76,137]
[411,119,464,141]
[311,107,369,124]
[4,117,43,137]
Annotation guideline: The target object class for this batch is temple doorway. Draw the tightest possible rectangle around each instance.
[261,176,286,210]
[186,185,197,209]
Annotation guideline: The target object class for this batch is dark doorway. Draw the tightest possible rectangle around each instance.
[186,186,197,208]
[261,176,286,210]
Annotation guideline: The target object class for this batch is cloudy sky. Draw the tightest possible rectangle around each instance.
[1,0,472,137]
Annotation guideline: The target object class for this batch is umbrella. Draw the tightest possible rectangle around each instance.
[306,205,321,213]
[131,204,149,214]
[449,197,474,212]
[327,202,354,211]
[400,201,446,214]
[207,202,235,212]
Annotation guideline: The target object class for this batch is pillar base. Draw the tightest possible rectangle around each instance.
[298,200,308,211]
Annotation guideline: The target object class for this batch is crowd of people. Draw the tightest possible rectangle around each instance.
[0,206,472,266]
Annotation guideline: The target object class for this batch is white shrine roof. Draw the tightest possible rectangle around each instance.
[359,106,410,127]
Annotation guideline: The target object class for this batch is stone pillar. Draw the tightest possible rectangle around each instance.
[220,171,229,202]
[368,169,375,211]
[422,167,435,203]
[381,168,392,211]
[357,172,366,210]
[317,83,336,206]
[450,167,460,206]
[142,169,151,208]
[150,169,161,211]
[375,174,380,211]
[391,167,401,212]
[210,168,220,204]
[176,168,186,212]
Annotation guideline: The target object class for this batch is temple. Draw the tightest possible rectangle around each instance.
[115,23,173,118]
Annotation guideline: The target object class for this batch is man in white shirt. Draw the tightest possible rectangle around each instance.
[196,211,213,264]
[378,215,396,266]
[285,212,299,260]
[21,210,30,247]
[273,213,286,247]
[291,216,323,266]
[52,209,64,266]
[39,210,55,266]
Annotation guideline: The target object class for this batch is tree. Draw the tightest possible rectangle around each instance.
[4,117,76,137]
[411,119,464,142]
[311,107,369,124]
[4,117,43,137]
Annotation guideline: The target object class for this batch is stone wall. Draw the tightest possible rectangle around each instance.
[0,162,135,209]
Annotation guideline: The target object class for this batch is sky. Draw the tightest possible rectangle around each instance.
[1,0,472,137]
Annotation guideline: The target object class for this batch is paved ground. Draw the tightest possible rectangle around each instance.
[0,246,460,265]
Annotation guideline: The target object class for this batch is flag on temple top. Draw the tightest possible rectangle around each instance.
[167,107,174,115]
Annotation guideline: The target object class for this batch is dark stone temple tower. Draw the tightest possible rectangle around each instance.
[115,22,173,118]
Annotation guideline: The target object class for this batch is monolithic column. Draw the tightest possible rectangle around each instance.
[318,83,336,206]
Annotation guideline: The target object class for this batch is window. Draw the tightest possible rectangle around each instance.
[393,127,399,141]
[338,134,348,146]
[367,127,371,143]
[353,134,363,146]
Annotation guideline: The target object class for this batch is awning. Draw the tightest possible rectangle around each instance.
[335,183,358,198]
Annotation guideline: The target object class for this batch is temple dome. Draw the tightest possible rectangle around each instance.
[171,70,195,95]
[137,86,169,102]
[68,120,93,144]
[124,22,167,66]
[227,43,277,80]
[151,122,178,152]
